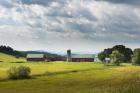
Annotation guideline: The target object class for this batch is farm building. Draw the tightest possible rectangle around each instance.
[71,54,95,62]
[26,54,46,61]
[49,57,66,61]
[67,50,95,62]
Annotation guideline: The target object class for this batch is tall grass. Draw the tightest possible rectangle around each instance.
[0,62,140,93]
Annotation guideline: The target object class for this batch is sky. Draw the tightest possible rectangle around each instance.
[0,0,140,54]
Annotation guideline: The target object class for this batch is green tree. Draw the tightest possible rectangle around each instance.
[98,48,112,62]
[98,52,106,62]
[110,50,123,66]
[98,45,132,62]
[132,49,140,65]
[124,48,133,62]
[113,45,132,62]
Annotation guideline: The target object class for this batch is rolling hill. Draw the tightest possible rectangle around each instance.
[0,52,25,62]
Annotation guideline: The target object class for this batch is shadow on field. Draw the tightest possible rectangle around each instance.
[104,63,126,67]
[33,67,109,78]
[45,70,79,76]
[9,61,26,63]
[32,70,79,78]
[0,77,34,82]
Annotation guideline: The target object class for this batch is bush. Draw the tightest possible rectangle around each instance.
[7,66,31,80]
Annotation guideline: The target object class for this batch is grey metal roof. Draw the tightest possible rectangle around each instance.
[71,54,95,58]
[27,54,45,58]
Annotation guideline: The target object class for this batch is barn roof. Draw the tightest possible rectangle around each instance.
[71,54,95,58]
[27,54,45,58]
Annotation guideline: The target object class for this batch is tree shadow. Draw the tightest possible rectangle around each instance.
[9,61,26,63]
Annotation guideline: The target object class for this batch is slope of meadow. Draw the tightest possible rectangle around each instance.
[0,53,25,62]
[0,53,140,93]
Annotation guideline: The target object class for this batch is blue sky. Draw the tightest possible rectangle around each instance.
[0,0,140,54]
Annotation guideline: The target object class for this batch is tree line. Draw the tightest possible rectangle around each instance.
[98,45,140,65]
[0,45,25,57]
[0,45,64,59]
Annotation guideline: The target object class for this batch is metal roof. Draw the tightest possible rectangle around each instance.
[71,54,95,58]
[27,54,45,58]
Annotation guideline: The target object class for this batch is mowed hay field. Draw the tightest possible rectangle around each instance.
[0,53,140,93]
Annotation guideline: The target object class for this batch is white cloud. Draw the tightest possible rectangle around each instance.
[0,0,140,53]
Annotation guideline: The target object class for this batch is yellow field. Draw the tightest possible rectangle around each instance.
[0,53,140,93]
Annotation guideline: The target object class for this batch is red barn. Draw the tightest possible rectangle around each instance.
[26,54,46,61]
[71,54,95,62]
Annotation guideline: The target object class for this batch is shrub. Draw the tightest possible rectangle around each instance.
[7,66,31,80]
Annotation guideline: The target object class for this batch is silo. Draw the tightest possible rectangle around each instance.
[67,49,72,62]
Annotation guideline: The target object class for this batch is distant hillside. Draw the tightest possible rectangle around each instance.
[21,51,65,59]
[0,53,25,62]
[0,45,64,59]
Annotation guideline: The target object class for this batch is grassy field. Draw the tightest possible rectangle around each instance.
[0,53,140,93]
[0,53,25,62]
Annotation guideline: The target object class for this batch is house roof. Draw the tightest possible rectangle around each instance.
[71,54,95,58]
[27,54,45,58]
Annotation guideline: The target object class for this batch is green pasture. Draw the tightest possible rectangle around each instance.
[0,53,140,93]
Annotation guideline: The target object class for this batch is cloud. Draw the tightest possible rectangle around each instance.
[0,0,140,53]
[96,0,140,6]
[0,0,12,8]
[20,0,67,6]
